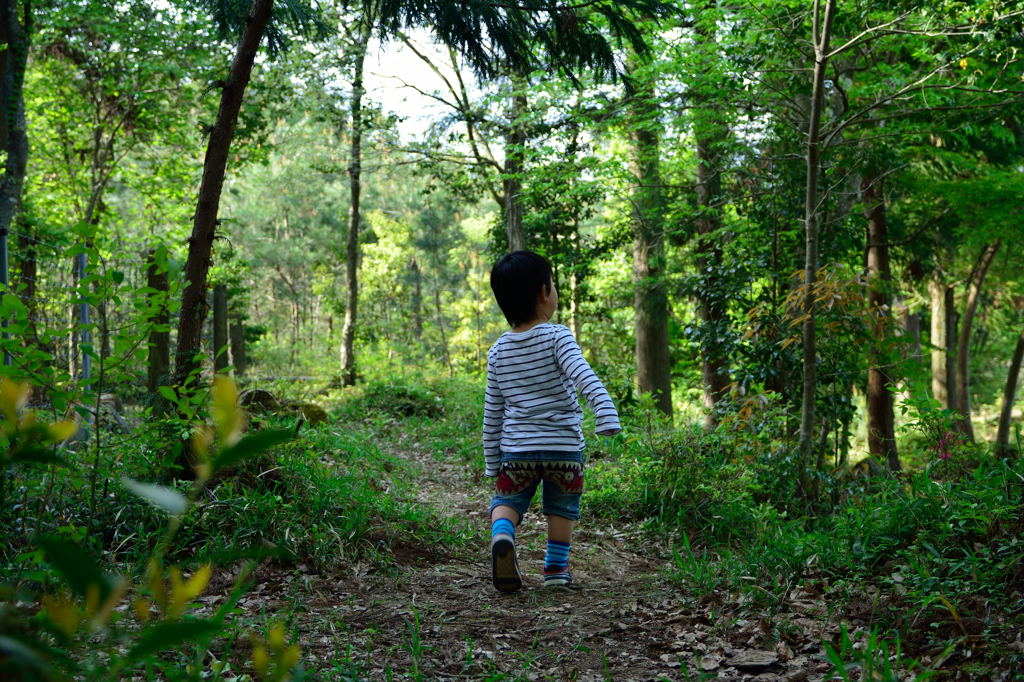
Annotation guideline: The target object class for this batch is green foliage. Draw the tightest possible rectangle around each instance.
[587,410,760,541]
[0,378,306,680]
[349,378,445,419]
[823,626,939,681]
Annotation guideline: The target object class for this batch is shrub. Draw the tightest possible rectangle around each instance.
[347,379,444,418]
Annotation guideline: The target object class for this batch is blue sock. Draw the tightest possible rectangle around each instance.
[492,518,515,539]
[545,540,570,571]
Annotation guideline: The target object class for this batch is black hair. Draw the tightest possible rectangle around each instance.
[490,250,553,327]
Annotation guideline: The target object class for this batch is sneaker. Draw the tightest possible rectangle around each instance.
[490,533,522,593]
[542,566,574,588]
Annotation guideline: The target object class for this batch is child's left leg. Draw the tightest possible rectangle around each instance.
[540,470,582,588]
[543,514,574,586]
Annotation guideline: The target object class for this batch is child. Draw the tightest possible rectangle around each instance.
[484,250,621,592]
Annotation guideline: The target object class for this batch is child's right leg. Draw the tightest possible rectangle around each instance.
[489,461,542,593]
[489,505,522,593]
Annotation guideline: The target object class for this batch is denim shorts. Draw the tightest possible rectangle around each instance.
[489,451,584,522]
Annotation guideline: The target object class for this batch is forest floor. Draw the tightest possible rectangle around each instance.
[202,431,870,681]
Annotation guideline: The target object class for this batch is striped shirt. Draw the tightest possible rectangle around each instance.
[483,323,621,477]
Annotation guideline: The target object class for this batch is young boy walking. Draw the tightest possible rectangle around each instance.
[484,250,621,592]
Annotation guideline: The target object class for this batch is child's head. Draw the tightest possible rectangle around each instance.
[490,250,555,327]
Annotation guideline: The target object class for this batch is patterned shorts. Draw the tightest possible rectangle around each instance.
[490,459,584,521]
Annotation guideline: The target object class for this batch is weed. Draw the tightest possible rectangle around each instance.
[822,626,942,681]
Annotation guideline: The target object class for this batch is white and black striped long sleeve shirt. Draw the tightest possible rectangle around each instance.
[483,323,621,477]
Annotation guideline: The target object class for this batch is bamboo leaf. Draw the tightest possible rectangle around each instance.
[122,478,188,515]
[213,428,294,471]
[125,619,222,662]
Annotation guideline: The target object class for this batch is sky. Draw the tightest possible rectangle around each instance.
[362,31,468,141]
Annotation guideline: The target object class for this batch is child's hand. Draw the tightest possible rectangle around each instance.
[596,428,621,437]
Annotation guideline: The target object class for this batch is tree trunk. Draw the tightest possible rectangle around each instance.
[173,0,273,394]
[17,232,37,341]
[995,328,1024,457]
[503,81,527,252]
[929,276,957,410]
[863,175,898,470]
[956,240,1001,440]
[229,315,247,376]
[0,0,29,366]
[146,250,170,394]
[340,23,371,387]
[628,63,672,417]
[410,258,423,341]
[798,0,837,487]
[692,73,731,428]
[213,283,228,372]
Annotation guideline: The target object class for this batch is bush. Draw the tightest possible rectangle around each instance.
[345,379,444,419]
[586,423,759,542]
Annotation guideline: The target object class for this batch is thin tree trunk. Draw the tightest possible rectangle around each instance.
[929,276,957,409]
[956,240,1001,440]
[503,79,527,252]
[627,59,671,417]
[433,280,452,375]
[863,175,898,470]
[173,0,273,395]
[17,232,36,341]
[229,314,247,376]
[996,329,1024,457]
[798,0,836,491]
[410,258,423,341]
[213,283,228,372]
[340,23,371,386]
[146,250,170,394]
[568,240,580,343]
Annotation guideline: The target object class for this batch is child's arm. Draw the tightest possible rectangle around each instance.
[482,351,505,476]
[553,328,621,435]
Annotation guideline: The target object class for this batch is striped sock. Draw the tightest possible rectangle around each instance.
[544,540,570,571]
[492,518,515,540]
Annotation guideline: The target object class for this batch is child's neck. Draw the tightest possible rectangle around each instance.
[511,317,549,333]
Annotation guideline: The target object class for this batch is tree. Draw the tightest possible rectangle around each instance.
[173,0,278,395]
[862,175,898,469]
[996,327,1024,457]
[626,56,671,416]
[339,16,373,386]
[797,0,836,481]
[0,0,30,349]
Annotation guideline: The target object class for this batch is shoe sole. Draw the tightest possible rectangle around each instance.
[491,537,522,593]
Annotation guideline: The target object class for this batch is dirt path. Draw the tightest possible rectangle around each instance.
[231,443,841,680]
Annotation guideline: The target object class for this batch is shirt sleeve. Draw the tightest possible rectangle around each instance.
[482,348,505,476]
[553,327,621,435]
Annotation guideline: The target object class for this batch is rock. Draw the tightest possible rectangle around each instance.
[729,650,780,672]
[284,402,328,425]
[239,388,280,412]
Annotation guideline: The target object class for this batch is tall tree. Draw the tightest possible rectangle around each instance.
[690,2,732,426]
[955,239,1001,440]
[862,175,898,470]
[627,57,671,416]
[173,0,277,393]
[0,0,29,340]
[797,0,836,482]
[339,16,373,386]
[929,275,957,410]
[996,327,1024,457]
